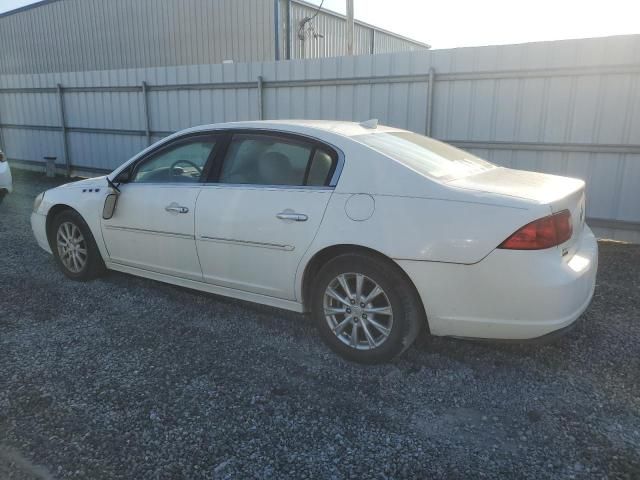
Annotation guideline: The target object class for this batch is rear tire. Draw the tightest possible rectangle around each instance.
[50,209,105,281]
[311,252,425,364]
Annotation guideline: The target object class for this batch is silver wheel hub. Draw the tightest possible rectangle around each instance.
[56,221,88,273]
[323,273,393,351]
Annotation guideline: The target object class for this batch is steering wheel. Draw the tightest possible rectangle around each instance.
[170,159,202,178]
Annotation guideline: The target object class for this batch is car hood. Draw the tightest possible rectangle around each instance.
[447,167,584,204]
[59,175,107,189]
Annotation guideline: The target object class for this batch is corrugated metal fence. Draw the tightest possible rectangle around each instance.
[1,35,639,241]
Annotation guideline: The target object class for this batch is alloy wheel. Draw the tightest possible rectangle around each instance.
[323,272,394,350]
[56,221,88,273]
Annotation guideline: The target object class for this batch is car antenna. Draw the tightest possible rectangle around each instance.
[359,118,378,129]
[106,176,121,193]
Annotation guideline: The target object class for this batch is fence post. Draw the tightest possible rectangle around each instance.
[141,81,151,146]
[285,0,292,60]
[56,83,71,177]
[257,75,264,120]
[425,67,435,137]
[44,156,57,177]
[370,29,375,55]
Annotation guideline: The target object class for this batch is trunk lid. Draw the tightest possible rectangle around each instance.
[449,167,586,256]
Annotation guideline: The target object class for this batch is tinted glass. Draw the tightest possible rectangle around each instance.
[132,139,216,183]
[306,149,334,186]
[353,131,494,180]
[219,135,313,186]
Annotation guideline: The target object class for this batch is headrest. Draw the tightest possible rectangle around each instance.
[258,151,292,185]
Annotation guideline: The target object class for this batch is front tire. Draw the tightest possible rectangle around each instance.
[311,253,425,364]
[50,210,105,281]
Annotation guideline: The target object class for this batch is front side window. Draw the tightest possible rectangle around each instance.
[131,137,217,183]
[353,131,494,180]
[218,134,335,187]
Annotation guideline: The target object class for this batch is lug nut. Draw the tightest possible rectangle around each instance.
[346,308,351,314]
[362,314,367,319]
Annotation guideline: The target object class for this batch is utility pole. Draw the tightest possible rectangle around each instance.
[346,0,354,55]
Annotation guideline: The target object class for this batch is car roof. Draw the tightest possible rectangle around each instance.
[181,120,404,139]
[111,120,406,179]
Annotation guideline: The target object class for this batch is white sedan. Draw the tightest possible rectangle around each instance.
[31,120,598,363]
[0,149,12,204]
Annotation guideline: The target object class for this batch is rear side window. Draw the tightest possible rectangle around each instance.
[218,134,336,186]
[306,150,334,186]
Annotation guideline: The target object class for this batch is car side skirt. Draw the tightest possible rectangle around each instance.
[106,262,305,313]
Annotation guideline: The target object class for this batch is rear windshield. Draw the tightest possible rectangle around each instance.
[353,131,494,180]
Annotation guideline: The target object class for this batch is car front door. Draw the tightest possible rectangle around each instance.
[101,134,220,281]
[195,132,340,300]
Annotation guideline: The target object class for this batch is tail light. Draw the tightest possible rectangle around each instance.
[499,210,572,250]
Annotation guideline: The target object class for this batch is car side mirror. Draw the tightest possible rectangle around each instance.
[102,193,119,220]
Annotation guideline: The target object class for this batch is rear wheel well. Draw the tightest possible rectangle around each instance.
[301,245,428,330]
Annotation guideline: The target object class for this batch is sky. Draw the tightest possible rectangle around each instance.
[0,0,638,49]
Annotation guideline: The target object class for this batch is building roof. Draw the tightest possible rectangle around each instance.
[0,0,430,49]
[0,0,57,18]
[0,0,429,74]
[291,0,430,49]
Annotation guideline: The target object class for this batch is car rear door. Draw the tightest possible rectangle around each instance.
[101,134,221,281]
[195,131,340,300]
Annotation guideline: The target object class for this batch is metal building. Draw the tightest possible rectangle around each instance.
[0,0,429,75]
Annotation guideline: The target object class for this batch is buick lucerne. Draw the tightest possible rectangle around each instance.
[31,120,598,363]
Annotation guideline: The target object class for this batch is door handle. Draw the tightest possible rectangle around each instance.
[165,203,189,214]
[276,211,308,222]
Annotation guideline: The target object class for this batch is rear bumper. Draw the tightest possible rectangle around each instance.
[31,212,52,254]
[397,226,598,340]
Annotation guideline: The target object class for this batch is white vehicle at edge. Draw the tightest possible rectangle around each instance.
[0,149,12,204]
[30,120,598,363]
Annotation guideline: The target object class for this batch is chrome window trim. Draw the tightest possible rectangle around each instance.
[114,182,335,190]
[199,183,335,191]
[116,182,204,189]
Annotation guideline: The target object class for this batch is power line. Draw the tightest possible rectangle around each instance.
[298,0,326,41]
[308,0,325,22]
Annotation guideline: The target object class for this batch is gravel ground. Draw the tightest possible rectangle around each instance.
[1,169,639,480]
